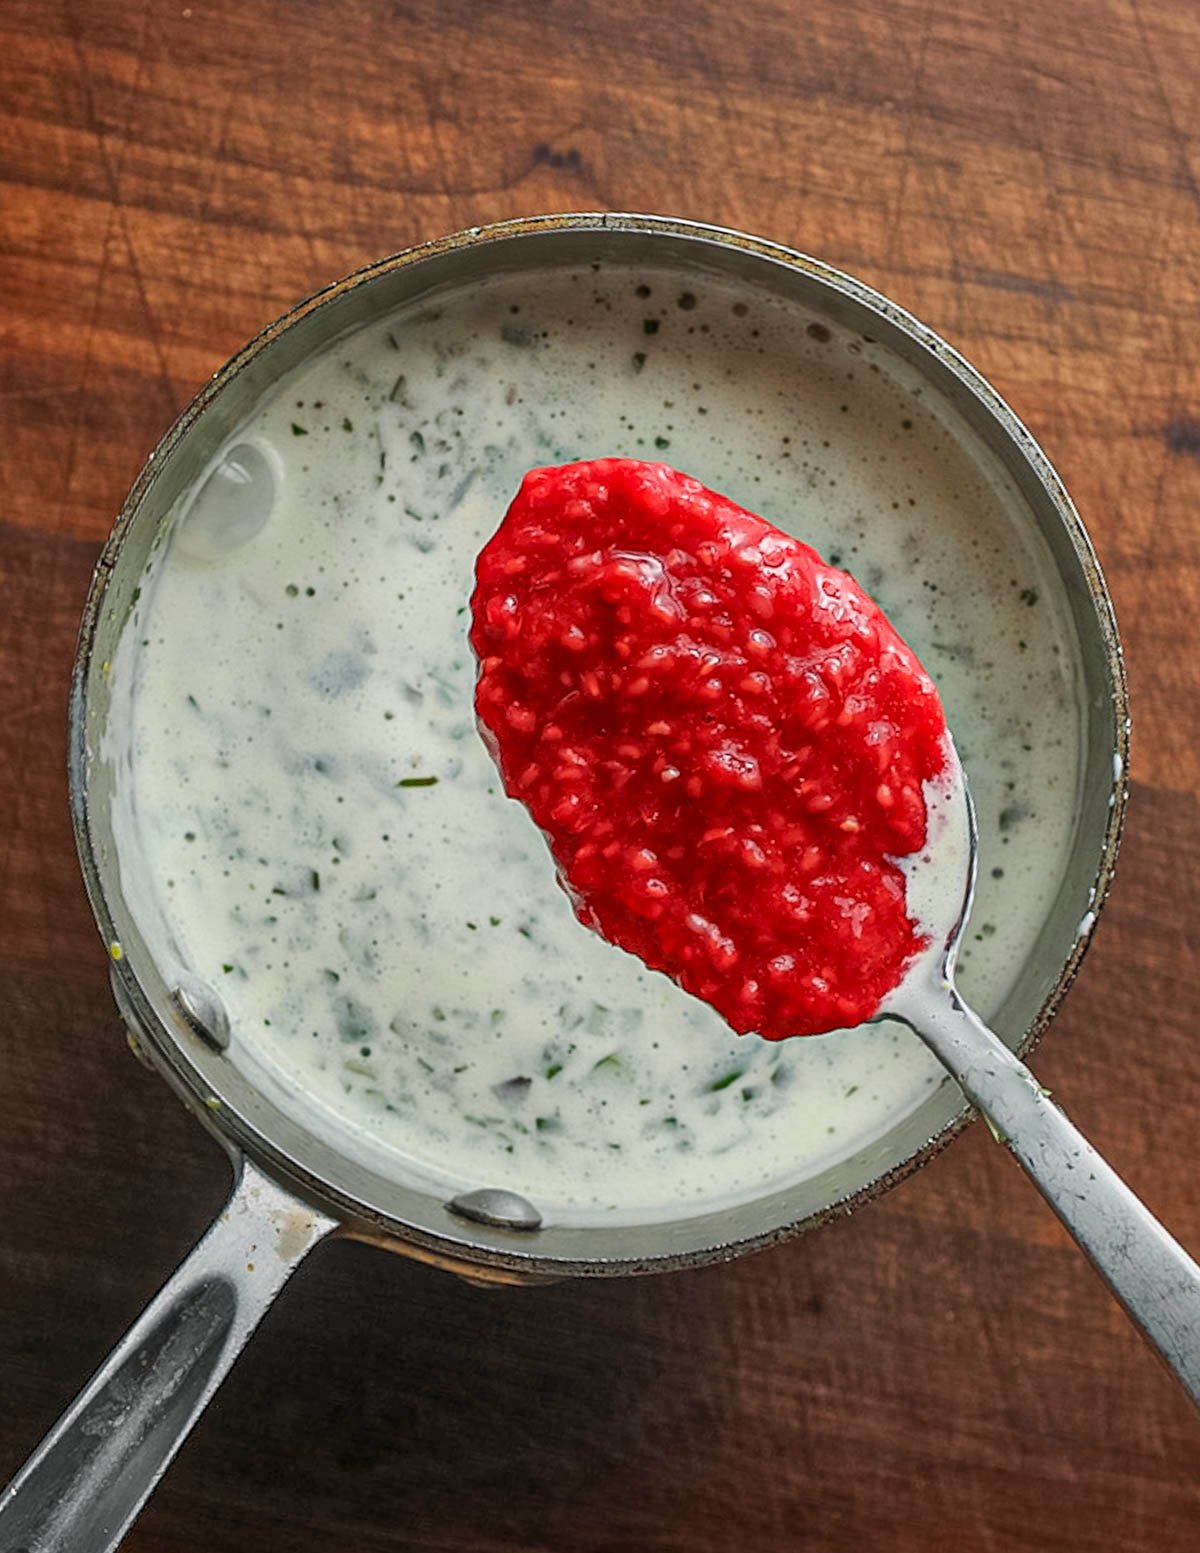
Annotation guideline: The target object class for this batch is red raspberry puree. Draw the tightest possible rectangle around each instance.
[471,459,949,1039]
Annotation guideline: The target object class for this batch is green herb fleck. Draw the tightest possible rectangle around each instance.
[397,775,438,788]
[334,995,377,1045]
[291,423,308,436]
[707,1066,746,1093]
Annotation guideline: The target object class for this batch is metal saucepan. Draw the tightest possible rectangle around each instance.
[1,214,1128,1550]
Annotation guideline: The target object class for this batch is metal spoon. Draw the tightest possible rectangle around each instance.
[888,743,1200,1405]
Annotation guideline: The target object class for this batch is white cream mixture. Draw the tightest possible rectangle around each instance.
[110,263,1082,1224]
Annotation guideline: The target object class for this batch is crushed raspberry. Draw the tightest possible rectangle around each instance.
[470,459,948,1039]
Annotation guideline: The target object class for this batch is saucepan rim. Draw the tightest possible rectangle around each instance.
[68,211,1129,1277]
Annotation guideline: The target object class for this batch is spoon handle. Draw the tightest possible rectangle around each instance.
[894,981,1200,1407]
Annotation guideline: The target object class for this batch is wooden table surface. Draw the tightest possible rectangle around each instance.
[3,1,1199,1547]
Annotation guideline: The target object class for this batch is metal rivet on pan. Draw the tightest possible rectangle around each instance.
[170,980,232,1052]
[446,1188,543,1232]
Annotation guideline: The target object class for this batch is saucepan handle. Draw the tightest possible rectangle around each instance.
[0,1154,337,1552]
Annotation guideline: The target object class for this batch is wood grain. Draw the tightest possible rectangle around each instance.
[2,1,1199,1547]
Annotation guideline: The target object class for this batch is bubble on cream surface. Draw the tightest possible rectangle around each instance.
[108,263,1083,1226]
[174,441,279,561]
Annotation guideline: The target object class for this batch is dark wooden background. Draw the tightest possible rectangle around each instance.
[2,1,1198,1547]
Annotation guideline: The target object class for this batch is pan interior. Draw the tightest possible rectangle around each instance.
[84,222,1111,1269]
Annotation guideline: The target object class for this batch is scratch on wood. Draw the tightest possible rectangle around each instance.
[969,267,1075,307]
